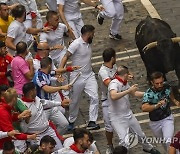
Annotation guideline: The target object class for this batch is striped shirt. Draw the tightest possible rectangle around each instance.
[33,70,52,100]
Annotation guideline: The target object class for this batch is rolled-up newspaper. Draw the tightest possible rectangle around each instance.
[69,72,82,86]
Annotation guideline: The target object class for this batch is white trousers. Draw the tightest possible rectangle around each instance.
[44,107,69,135]
[102,102,113,132]
[100,0,124,35]
[111,114,153,151]
[149,114,174,152]
[46,0,57,11]
[51,48,69,97]
[69,73,99,123]
[67,18,84,38]
[30,126,63,151]
[14,127,63,152]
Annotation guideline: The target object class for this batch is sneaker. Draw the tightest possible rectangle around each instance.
[67,123,74,131]
[106,145,114,154]
[109,33,122,40]
[97,13,104,25]
[86,121,100,130]
[143,148,161,154]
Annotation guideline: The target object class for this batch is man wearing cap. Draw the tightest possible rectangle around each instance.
[0,41,13,86]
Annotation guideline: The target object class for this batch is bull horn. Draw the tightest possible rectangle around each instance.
[171,37,180,43]
[143,41,157,51]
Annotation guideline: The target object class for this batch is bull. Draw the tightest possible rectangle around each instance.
[135,16,180,88]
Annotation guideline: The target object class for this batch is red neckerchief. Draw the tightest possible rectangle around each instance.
[22,97,35,103]
[70,144,85,153]
[44,22,57,30]
[115,75,127,85]
[34,54,41,61]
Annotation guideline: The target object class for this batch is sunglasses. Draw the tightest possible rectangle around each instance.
[37,48,50,51]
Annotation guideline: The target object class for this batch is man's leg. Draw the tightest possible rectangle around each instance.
[74,18,84,39]
[129,115,154,151]
[68,20,80,39]
[99,0,116,19]
[102,104,114,153]
[110,117,129,148]
[49,107,69,135]
[110,0,124,38]
[68,76,85,124]
[84,74,100,130]
[45,0,58,11]
[162,114,174,152]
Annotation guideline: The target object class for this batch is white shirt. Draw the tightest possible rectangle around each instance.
[40,23,68,59]
[20,96,60,133]
[108,79,133,120]
[6,0,38,13]
[0,131,8,139]
[98,64,117,104]
[57,0,81,20]
[68,37,93,76]
[7,20,27,56]
[63,137,97,153]
[53,147,93,154]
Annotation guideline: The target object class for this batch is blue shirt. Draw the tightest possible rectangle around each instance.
[33,70,52,100]
[143,83,171,121]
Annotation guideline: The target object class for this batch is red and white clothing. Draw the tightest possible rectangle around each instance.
[0,102,28,149]
[57,0,84,38]
[0,54,13,86]
[20,96,63,151]
[98,64,117,132]
[53,143,93,154]
[67,37,99,123]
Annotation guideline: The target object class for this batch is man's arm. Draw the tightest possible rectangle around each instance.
[26,27,51,35]
[58,5,75,39]
[132,91,145,98]
[59,51,72,68]
[81,0,104,11]
[42,84,71,93]
[170,92,180,107]
[141,100,166,112]
[110,84,138,101]
[5,37,16,51]
[24,59,34,80]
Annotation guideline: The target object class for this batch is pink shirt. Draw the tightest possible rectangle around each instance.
[11,56,30,95]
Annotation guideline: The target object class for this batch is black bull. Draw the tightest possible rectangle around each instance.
[135,17,180,84]
[135,16,180,92]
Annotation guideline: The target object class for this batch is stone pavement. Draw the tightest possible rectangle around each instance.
[34,0,180,153]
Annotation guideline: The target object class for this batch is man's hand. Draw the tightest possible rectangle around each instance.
[72,66,81,71]
[56,75,65,83]
[60,84,72,90]
[128,84,138,93]
[42,27,52,33]
[61,98,70,108]
[51,44,64,50]
[18,110,31,120]
[157,99,166,108]
[96,5,104,11]
[27,59,33,66]
[7,130,20,139]
[27,134,37,140]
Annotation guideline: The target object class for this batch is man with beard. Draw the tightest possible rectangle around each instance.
[108,66,160,153]
[53,128,92,154]
[60,25,100,130]
[5,4,51,56]
[142,72,180,152]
